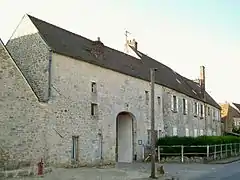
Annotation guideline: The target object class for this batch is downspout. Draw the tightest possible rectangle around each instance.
[204,101,207,135]
[48,49,52,100]
[98,129,103,164]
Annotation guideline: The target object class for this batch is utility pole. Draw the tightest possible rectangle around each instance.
[150,68,157,179]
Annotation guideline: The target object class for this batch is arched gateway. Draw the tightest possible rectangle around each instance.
[115,111,136,163]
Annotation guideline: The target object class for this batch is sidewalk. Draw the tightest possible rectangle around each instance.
[4,159,239,180]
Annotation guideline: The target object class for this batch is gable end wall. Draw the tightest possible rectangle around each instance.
[6,15,50,102]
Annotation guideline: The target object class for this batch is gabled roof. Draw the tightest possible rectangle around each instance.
[27,14,220,109]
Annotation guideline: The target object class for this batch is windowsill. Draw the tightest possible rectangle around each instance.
[171,110,177,113]
[200,116,204,119]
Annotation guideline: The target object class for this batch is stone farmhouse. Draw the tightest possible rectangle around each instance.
[1,14,221,167]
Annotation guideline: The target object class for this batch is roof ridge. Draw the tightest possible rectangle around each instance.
[27,14,144,62]
[27,14,93,44]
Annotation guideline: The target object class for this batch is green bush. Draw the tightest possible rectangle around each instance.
[156,136,240,157]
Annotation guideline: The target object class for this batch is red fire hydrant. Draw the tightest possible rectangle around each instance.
[37,158,44,176]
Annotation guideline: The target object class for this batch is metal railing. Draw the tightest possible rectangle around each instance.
[157,143,240,163]
[143,143,240,163]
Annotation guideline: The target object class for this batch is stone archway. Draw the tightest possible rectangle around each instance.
[116,111,135,163]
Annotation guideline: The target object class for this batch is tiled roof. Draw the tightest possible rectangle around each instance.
[27,14,220,109]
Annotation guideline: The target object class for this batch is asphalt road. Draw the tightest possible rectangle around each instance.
[192,161,240,180]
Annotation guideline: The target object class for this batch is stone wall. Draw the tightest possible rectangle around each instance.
[0,40,48,170]
[162,86,221,137]
[46,53,164,166]
[6,15,50,102]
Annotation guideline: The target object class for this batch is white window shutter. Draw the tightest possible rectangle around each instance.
[185,128,189,136]
[176,97,179,112]
[193,102,195,114]
[185,99,188,114]
[197,102,199,115]
[171,95,174,111]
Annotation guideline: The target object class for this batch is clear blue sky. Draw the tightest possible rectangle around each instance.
[1,0,239,103]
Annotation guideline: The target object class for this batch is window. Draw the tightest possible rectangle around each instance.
[147,129,157,145]
[194,129,198,137]
[185,128,189,137]
[145,91,149,105]
[72,136,79,160]
[171,95,178,112]
[173,127,177,136]
[91,82,97,93]
[158,130,164,138]
[200,104,205,118]
[183,98,188,114]
[193,102,198,116]
[157,96,161,105]
[213,109,217,120]
[147,130,151,144]
[216,110,219,121]
[207,107,210,116]
[91,103,97,116]
[208,129,212,136]
[200,129,204,136]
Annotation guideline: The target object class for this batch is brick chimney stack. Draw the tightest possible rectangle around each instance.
[199,66,205,98]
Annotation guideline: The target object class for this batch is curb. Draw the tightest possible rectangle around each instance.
[0,167,52,179]
[207,157,240,164]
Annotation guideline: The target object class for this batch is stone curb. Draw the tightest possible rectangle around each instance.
[207,157,240,164]
[131,176,179,180]
[0,167,52,179]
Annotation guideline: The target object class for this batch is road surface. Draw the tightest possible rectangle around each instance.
[192,161,240,180]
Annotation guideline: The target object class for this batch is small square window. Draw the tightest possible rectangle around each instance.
[157,96,161,105]
[91,103,97,116]
[145,91,149,104]
[91,82,97,93]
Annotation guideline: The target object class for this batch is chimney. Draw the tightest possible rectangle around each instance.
[91,37,104,59]
[127,38,138,50]
[132,39,138,50]
[199,66,205,98]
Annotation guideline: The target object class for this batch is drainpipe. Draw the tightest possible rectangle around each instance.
[98,130,103,164]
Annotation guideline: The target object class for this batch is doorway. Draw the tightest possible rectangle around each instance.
[116,112,135,163]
